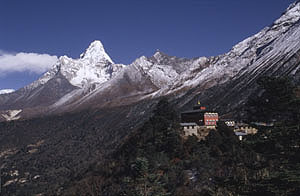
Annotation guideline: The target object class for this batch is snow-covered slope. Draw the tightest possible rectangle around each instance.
[1,109,22,121]
[75,1,300,110]
[148,1,300,99]
[131,52,204,88]
[1,1,300,120]
[173,1,300,111]
[0,41,125,112]
[26,40,124,90]
[58,50,210,110]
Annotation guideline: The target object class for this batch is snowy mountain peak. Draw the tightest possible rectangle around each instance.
[150,50,181,66]
[153,51,168,62]
[133,56,152,70]
[80,40,113,64]
[24,40,122,90]
[59,55,72,65]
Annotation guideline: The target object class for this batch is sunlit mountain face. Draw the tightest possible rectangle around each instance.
[0,1,300,195]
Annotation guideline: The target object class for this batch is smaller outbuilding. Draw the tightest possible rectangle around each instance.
[224,120,235,127]
[180,122,200,137]
[235,122,258,135]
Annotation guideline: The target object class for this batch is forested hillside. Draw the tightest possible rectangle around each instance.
[64,77,300,196]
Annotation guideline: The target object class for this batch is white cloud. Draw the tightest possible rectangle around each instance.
[0,51,58,75]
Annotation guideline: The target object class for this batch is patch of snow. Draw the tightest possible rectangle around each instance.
[28,149,38,154]
[18,178,27,184]
[1,110,22,121]
[0,148,18,159]
[33,175,41,180]
[0,89,15,94]
[274,1,300,27]
[51,89,83,108]
[3,178,18,187]
[27,140,45,148]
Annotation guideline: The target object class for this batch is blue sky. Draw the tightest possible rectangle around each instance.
[0,0,296,90]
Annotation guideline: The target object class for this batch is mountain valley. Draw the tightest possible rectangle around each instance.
[1,1,300,195]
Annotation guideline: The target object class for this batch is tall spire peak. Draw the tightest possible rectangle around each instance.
[80,40,113,64]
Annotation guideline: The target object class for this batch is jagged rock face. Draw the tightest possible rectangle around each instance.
[177,1,300,113]
[173,1,300,94]
[26,40,125,90]
[56,41,124,89]
[1,2,300,194]
[0,41,125,114]
[0,73,78,111]
[63,51,210,111]
[0,1,300,120]
[0,40,209,117]
[132,52,209,88]
[67,62,160,110]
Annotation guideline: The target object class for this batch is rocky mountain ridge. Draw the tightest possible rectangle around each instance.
[1,2,300,195]
[0,1,300,120]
